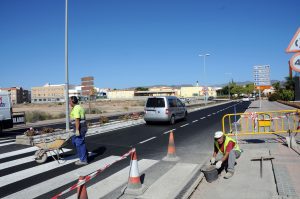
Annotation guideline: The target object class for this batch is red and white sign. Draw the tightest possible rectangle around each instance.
[290,53,300,72]
[286,28,300,53]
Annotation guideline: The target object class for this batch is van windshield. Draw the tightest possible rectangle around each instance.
[146,98,165,108]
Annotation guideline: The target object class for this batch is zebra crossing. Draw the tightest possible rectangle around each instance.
[0,136,199,199]
[0,138,161,199]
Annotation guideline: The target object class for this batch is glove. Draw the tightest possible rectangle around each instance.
[216,161,222,169]
[75,129,80,136]
[210,157,216,164]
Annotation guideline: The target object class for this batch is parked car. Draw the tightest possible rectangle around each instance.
[207,96,214,100]
[242,97,250,101]
[144,96,188,124]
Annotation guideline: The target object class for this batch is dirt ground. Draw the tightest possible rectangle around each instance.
[13,99,146,117]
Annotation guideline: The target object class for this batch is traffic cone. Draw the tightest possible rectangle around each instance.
[163,131,180,161]
[77,176,88,199]
[123,149,147,195]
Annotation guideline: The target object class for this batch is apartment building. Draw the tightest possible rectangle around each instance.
[31,83,75,103]
[0,87,30,104]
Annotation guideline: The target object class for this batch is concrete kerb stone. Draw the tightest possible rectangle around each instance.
[181,158,210,199]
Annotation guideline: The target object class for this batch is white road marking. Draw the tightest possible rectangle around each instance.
[207,114,211,117]
[139,137,156,144]
[192,120,198,123]
[0,139,15,143]
[200,117,206,119]
[180,124,189,128]
[66,159,159,199]
[0,154,81,187]
[3,156,121,199]
[0,147,39,159]
[0,148,72,171]
[164,129,176,134]
[0,142,15,147]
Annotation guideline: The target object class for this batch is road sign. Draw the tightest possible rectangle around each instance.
[286,28,300,53]
[289,53,300,72]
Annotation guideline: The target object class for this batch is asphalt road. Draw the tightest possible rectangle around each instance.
[0,101,250,198]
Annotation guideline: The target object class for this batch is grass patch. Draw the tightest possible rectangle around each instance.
[84,108,102,114]
[25,111,66,123]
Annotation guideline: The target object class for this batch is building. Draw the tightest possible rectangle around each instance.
[81,76,94,97]
[0,87,30,104]
[180,86,217,98]
[31,83,75,103]
[69,86,82,98]
[134,87,179,97]
[22,89,31,103]
[106,86,217,99]
[107,90,135,99]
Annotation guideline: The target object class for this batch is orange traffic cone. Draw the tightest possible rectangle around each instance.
[163,131,180,161]
[77,176,88,199]
[123,149,147,195]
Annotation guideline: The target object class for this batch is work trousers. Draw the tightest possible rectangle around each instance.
[227,150,241,172]
[71,126,88,162]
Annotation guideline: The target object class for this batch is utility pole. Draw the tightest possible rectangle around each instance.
[64,0,70,131]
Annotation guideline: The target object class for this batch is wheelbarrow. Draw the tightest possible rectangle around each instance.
[30,130,74,164]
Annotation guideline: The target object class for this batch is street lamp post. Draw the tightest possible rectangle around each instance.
[225,72,232,100]
[199,53,210,106]
[65,0,70,131]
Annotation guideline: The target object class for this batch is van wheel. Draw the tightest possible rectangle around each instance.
[0,123,2,133]
[170,115,175,125]
[146,121,152,125]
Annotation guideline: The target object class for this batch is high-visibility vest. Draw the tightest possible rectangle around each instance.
[215,136,241,155]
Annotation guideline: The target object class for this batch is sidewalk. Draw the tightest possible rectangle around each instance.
[190,100,300,199]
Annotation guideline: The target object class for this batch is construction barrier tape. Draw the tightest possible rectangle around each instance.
[51,148,135,199]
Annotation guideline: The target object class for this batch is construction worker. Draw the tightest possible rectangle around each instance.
[210,131,241,179]
[70,96,88,165]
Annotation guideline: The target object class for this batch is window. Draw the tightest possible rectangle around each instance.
[177,99,184,107]
[168,99,177,107]
[146,98,165,107]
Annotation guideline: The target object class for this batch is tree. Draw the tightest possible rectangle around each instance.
[244,83,255,95]
[231,85,244,96]
[135,87,149,91]
[284,76,295,91]
[272,82,280,92]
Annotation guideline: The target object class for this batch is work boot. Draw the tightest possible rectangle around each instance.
[75,160,88,166]
[224,171,234,179]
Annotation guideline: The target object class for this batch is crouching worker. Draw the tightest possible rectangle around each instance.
[70,96,88,165]
[210,131,241,179]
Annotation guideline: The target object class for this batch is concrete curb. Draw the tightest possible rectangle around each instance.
[179,159,210,199]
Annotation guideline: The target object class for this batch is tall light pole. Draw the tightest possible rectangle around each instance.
[225,72,232,100]
[199,53,210,106]
[65,0,70,131]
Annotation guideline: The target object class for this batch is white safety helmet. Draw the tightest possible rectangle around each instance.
[214,131,224,139]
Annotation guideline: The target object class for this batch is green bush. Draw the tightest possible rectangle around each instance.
[26,111,53,123]
[99,116,109,124]
[279,90,294,101]
[25,111,66,123]
[268,93,280,101]
[84,108,102,114]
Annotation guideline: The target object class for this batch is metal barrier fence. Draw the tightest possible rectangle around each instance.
[222,109,300,135]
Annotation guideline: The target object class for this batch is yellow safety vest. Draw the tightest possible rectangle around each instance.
[215,135,241,155]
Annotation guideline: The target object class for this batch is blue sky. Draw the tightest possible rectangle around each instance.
[0,0,299,90]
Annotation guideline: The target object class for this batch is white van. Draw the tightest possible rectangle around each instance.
[144,96,188,125]
[0,91,13,133]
